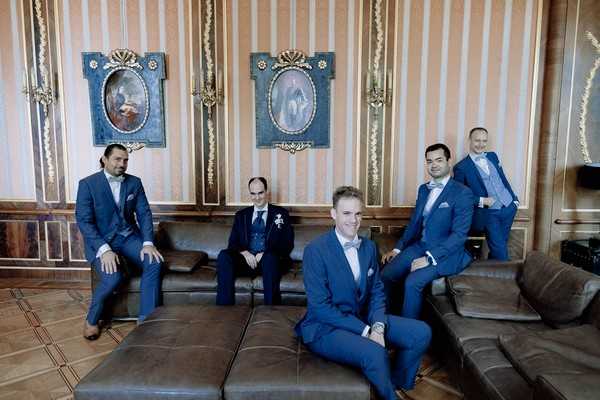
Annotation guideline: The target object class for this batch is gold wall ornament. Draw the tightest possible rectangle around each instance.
[579,31,600,164]
[148,59,158,70]
[117,142,145,152]
[22,0,56,185]
[257,59,267,70]
[274,141,312,154]
[318,60,327,70]
[103,49,143,70]
[272,50,312,71]
[89,59,98,69]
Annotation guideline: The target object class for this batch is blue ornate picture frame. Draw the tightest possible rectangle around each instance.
[82,49,166,150]
[251,50,334,153]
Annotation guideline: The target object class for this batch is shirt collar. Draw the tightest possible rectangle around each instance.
[430,174,451,187]
[334,228,358,248]
[253,204,269,214]
[469,152,487,162]
[103,170,124,181]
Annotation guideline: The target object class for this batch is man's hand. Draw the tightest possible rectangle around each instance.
[482,197,496,207]
[410,256,430,272]
[241,250,257,269]
[140,245,164,264]
[381,250,398,265]
[100,250,120,274]
[255,252,264,263]
[368,330,385,347]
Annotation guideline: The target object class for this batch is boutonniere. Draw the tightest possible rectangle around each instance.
[274,214,284,228]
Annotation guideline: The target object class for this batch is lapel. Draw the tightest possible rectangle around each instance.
[467,156,487,192]
[243,207,253,244]
[265,204,276,241]
[428,179,454,218]
[97,171,119,213]
[415,185,429,219]
[357,238,369,302]
[118,175,128,214]
[328,230,359,298]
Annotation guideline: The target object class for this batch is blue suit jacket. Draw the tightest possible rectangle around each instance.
[227,204,294,258]
[453,152,517,231]
[75,171,154,263]
[395,179,473,276]
[295,230,387,344]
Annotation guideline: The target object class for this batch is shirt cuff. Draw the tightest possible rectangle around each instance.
[142,241,154,247]
[96,244,111,259]
[361,325,371,337]
[392,248,401,255]
[425,251,437,266]
[513,200,519,207]
[478,197,485,208]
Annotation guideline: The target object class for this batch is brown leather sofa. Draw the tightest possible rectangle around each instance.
[95,221,370,319]
[423,251,600,400]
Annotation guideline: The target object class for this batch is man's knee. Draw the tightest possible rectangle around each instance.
[217,250,234,268]
[404,273,428,293]
[101,272,122,291]
[413,321,432,349]
[260,252,280,273]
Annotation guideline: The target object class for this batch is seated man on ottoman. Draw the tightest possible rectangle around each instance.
[296,186,431,400]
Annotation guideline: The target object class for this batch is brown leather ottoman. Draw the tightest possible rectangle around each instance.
[74,305,251,400]
[224,306,371,400]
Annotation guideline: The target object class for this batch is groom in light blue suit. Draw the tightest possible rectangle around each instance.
[76,144,163,340]
[382,143,474,319]
[296,186,431,400]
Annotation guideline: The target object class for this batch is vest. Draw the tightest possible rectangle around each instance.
[475,159,513,209]
[249,212,267,254]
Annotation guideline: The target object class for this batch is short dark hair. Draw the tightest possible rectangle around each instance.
[469,126,488,138]
[332,186,364,208]
[425,143,451,161]
[99,143,128,168]
[248,176,268,191]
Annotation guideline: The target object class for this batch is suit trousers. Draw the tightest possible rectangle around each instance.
[87,233,162,325]
[484,202,517,261]
[381,243,441,319]
[307,315,431,400]
[216,249,289,305]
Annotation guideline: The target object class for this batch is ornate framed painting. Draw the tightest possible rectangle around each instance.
[82,49,166,150]
[251,50,334,153]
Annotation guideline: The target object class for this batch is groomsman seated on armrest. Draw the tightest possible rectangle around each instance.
[381,143,474,319]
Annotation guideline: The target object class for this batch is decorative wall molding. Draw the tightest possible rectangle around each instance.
[579,31,600,163]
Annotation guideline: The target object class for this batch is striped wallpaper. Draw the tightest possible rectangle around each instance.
[226,0,359,206]
[56,0,195,203]
[390,0,540,206]
[0,0,36,201]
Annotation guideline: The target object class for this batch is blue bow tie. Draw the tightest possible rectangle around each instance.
[474,154,487,162]
[343,239,362,251]
[107,175,125,183]
[427,181,444,190]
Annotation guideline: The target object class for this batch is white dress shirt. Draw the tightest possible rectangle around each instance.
[423,175,450,214]
[335,229,371,337]
[252,204,269,224]
[96,170,153,259]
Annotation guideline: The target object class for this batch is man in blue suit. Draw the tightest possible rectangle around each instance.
[216,177,294,305]
[453,127,519,260]
[381,144,474,319]
[296,186,431,400]
[76,144,163,340]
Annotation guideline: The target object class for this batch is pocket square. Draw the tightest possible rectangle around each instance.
[367,268,374,277]
[438,202,449,208]
[126,194,134,201]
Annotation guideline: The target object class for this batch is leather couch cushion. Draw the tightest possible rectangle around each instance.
[534,373,600,400]
[290,226,371,262]
[500,324,600,384]
[584,293,600,330]
[448,275,541,321]
[161,249,208,272]
[75,305,251,400]
[224,306,370,400]
[253,266,305,293]
[519,251,600,326]
[156,222,232,260]
[122,266,252,293]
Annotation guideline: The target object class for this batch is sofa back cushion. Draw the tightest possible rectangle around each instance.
[156,222,232,260]
[289,226,371,262]
[519,251,600,326]
[584,293,600,330]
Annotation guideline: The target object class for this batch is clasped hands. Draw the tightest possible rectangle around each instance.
[368,329,385,347]
[100,245,164,274]
[241,250,263,269]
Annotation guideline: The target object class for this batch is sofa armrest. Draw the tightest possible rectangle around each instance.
[161,249,208,273]
[459,260,522,280]
[534,373,600,400]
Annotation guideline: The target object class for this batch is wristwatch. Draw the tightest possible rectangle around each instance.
[372,322,385,335]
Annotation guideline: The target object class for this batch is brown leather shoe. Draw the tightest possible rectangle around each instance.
[83,321,100,341]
